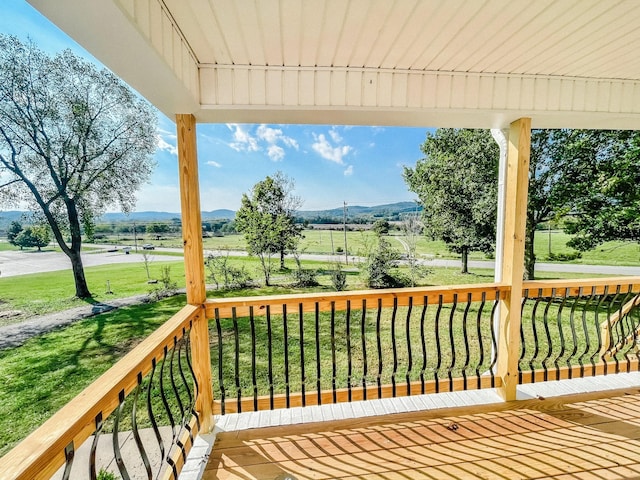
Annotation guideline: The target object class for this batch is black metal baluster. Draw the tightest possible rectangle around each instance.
[89,412,104,480]
[461,293,472,390]
[519,290,529,384]
[604,285,622,375]
[361,299,368,400]
[419,296,428,394]
[159,346,177,445]
[489,292,500,387]
[578,287,596,377]
[232,307,241,413]
[169,338,186,435]
[214,310,226,415]
[405,297,414,396]
[391,297,399,397]
[61,441,74,480]
[266,305,274,410]
[131,373,152,480]
[433,295,443,393]
[113,389,130,480]
[315,302,321,405]
[566,288,581,379]
[146,358,165,476]
[553,290,568,380]
[626,293,640,370]
[528,289,543,378]
[475,292,487,389]
[330,301,337,403]
[184,325,200,429]
[299,303,306,407]
[447,294,458,392]
[346,300,352,402]
[177,330,196,435]
[250,306,258,411]
[541,289,555,381]
[283,304,290,408]
[376,298,383,399]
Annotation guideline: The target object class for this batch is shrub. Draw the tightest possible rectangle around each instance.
[362,237,408,289]
[330,263,348,291]
[205,253,253,290]
[149,265,178,300]
[291,268,320,288]
[546,251,582,261]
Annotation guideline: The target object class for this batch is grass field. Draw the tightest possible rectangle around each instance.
[0,295,186,456]
[0,261,187,324]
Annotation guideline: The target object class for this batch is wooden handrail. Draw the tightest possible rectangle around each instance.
[600,293,640,358]
[522,277,640,298]
[205,282,511,319]
[1,304,201,480]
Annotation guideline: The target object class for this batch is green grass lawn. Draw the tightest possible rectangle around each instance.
[0,295,186,456]
[0,261,187,323]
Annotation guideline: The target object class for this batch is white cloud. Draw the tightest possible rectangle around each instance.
[156,135,177,156]
[206,160,222,168]
[227,124,259,152]
[256,124,281,144]
[267,145,285,162]
[329,127,342,143]
[226,123,297,161]
[344,165,354,176]
[312,133,351,165]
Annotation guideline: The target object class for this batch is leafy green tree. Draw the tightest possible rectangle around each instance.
[0,36,157,298]
[372,219,390,236]
[554,130,640,251]
[524,129,640,279]
[235,172,302,285]
[14,225,50,251]
[7,220,22,248]
[524,129,570,279]
[404,129,499,273]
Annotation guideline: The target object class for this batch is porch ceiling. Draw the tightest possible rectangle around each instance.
[26,0,640,129]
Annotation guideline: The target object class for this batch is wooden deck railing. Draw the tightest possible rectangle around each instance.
[1,305,204,480]
[520,278,640,384]
[205,283,509,414]
[3,277,640,479]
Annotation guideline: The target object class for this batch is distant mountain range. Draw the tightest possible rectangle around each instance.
[0,202,421,228]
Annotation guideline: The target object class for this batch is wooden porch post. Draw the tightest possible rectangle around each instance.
[176,113,214,432]
[497,118,531,401]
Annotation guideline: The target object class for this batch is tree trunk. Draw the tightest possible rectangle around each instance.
[68,248,91,298]
[280,249,285,270]
[65,199,92,298]
[460,246,469,274]
[524,216,536,280]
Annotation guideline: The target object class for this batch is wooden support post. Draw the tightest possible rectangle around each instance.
[176,113,213,432]
[497,118,531,401]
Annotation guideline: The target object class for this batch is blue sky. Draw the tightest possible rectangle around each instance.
[1,1,430,212]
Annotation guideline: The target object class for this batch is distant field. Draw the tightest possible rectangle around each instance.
[4,227,639,266]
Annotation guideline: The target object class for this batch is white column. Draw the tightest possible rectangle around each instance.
[491,128,509,283]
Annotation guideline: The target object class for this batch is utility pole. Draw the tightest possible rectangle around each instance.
[343,201,348,265]
[133,221,138,252]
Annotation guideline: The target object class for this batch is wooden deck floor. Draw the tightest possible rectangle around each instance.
[204,386,640,480]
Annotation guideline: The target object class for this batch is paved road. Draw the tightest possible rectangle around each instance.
[1,245,639,278]
[0,247,183,277]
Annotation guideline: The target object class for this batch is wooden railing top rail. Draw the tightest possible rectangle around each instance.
[205,282,511,319]
[523,277,640,298]
[1,304,202,480]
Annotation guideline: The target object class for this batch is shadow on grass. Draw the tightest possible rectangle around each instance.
[0,295,186,455]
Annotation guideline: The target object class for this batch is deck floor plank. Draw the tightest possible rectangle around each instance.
[205,387,640,479]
